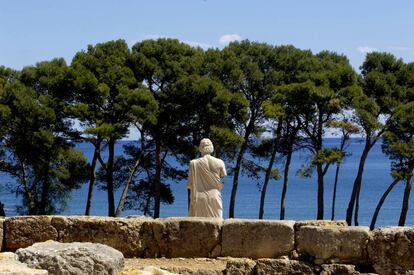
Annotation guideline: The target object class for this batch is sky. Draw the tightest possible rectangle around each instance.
[1,0,414,71]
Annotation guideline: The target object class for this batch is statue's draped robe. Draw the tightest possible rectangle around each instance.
[187,155,227,218]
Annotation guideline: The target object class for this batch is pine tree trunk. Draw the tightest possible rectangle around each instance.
[229,143,246,218]
[346,142,370,225]
[144,191,151,216]
[280,150,292,220]
[317,163,324,220]
[154,142,162,218]
[331,136,347,221]
[115,158,140,217]
[20,162,35,214]
[107,138,116,217]
[370,178,400,230]
[315,113,324,220]
[39,167,51,215]
[331,163,340,220]
[354,182,361,225]
[85,143,100,216]
[229,121,254,218]
[187,189,191,213]
[399,172,413,226]
[39,182,50,215]
[259,141,278,219]
[0,201,5,217]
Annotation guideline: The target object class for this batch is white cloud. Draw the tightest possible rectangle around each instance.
[130,33,246,50]
[357,46,377,54]
[183,40,214,50]
[219,34,242,46]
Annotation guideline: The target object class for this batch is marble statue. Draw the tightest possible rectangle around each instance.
[187,138,227,218]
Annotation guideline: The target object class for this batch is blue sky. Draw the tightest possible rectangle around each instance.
[1,0,413,71]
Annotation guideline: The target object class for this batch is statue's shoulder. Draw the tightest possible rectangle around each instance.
[210,155,225,165]
[190,158,201,165]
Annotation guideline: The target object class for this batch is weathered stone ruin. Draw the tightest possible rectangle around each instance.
[1,216,413,274]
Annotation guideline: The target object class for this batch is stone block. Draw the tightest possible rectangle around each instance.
[224,258,256,275]
[294,220,348,232]
[51,216,157,258]
[152,217,222,258]
[0,218,4,251]
[4,216,58,251]
[368,227,414,274]
[121,258,226,275]
[255,259,315,275]
[320,264,360,275]
[293,220,349,257]
[221,219,295,259]
[297,226,370,264]
[294,220,348,248]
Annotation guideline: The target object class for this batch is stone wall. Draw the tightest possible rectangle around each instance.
[0,217,4,251]
[1,216,414,274]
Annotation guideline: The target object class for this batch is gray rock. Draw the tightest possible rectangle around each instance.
[255,259,315,275]
[0,252,48,275]
[16,240,124,275]
[297,226,371,265]
[152,217,222,258]
[368,227,414,275]
[221,219,295,259]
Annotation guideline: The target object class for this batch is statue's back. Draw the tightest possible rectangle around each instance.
[188,155,227,218]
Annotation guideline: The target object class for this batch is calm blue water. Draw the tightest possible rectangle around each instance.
[0,138,412,227]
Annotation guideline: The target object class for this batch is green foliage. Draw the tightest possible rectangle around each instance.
[71,39,154,140]
[327,118,361,163]
[382,102,414,179]
[129,39,205,217]
[251,138,276,158]
[0,66,16,90]
[368,61,414,227]
[361,53,405,110]
[130,39,201,142]
[313,148,344,166]
[0,67,11,123]
[292,51,357,149]
[327,120,361,136]
[355,52,408,133]
[242,158,281,184]
[0,75,88,214]
[297,148,343,178]
[1,38,413,223]
[345,52,414,225]
[220,40,279,123]
[170,74,246,158]
[69,39,161,216]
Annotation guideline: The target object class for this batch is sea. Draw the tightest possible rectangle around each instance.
[0,138,412,228]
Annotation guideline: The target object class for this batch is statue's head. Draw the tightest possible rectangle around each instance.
[199,138,214,156]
